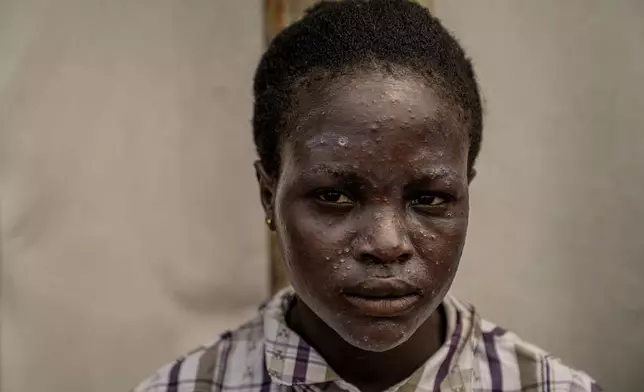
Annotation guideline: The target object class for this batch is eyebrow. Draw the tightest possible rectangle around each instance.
[299,163,464,184]
[409,166,464,183]
[299,164,368,183]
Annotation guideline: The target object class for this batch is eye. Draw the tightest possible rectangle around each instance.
[410,194,447,207]
[315,190,354,205]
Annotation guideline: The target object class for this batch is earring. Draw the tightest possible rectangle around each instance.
[265,218,272,227]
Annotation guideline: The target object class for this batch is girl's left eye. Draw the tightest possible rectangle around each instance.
[315,190,354,205]
[410,194,447,206]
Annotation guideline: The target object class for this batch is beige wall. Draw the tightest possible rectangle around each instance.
[437,1,644,391]
[2,1,643,392]
[0,1,266,392]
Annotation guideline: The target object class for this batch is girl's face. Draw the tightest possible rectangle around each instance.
[259,70,470,352]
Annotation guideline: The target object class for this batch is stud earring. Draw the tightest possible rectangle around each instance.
[265,218,272,227]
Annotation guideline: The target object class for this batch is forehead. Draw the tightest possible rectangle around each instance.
[281,71,469,178]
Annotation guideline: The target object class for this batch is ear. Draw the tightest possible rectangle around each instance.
[468,168,477,185]
[254,160,276,230]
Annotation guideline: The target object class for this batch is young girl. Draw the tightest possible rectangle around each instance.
[134,1,601,391]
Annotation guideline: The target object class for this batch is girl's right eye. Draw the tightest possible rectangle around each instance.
[315,190,354,205]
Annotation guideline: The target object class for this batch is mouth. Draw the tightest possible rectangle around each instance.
[342,278,421,317]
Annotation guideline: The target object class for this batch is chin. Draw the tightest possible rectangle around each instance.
[333,317,420,352]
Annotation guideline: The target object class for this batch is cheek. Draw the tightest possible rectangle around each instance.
[434,217,468,257]
[274,198,354,283]
[411,215,468,275]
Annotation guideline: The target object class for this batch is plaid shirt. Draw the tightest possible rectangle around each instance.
[133,289,602,392]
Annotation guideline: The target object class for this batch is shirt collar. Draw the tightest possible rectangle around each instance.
[262,288,481,391]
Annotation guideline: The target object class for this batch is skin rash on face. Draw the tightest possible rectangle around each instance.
[256,70,471,390]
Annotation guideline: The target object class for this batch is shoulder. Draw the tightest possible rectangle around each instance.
[472,314,603,392]
[131,317,266,392]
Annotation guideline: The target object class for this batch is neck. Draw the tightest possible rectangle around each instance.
[287,297,446,392]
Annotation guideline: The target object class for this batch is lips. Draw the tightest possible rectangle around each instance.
[342,278,421,317]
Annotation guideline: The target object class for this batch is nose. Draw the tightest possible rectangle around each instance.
[356,209,413,264]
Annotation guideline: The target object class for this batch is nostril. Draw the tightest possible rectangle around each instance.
[359,253,378,264]
[359,251,412,264]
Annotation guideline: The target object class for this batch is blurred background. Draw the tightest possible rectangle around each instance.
[1,0,642,391]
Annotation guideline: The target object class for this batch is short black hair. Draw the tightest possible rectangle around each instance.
[253,0,482,178]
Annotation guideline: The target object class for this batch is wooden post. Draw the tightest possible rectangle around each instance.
[264,0,435,295]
